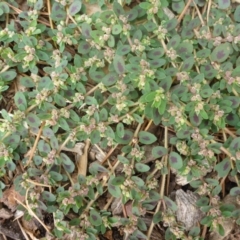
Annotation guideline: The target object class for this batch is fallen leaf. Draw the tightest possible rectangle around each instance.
[0,186,25,212]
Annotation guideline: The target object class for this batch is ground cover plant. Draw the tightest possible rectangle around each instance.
[1,0,240,239]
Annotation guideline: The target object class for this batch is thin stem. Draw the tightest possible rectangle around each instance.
[25,121,45,167]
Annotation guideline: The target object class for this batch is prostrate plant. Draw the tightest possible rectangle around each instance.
[0,0,240,239]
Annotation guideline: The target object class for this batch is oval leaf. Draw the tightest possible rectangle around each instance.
[139,131,157,145]
[169,152,183,170]
[69,0,82,16]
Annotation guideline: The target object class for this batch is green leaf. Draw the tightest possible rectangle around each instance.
[131,176,145,187]
[60,153,75,173]
[90,130,101,144]
[234,6,240,22]
[189,227,201,237]
[89,162,109,175]
[169,152,183,170]
[54,94,66,107]
[113,55,125,74]
[78,41,91,54]
[89,209,102,226]
[0,2,10,13]
[0,70,16,81]
[163,196,178,211]
[214,158,231,177]
[139,131,157,144]
[112,24,122,35]
[117,155,130,164]
[229,137,240,151]
[42,191,56,202]
[115,129,133,144]
[211,43,231,63]
[111,176,125,186]
[69,0,82,16]
[135,163,150,172]
[58,118,70,131]
[102,72,118,86]
[26,113,41,127]
[14,92,27,111]
[20,76,35,88]
[218,0,230,9]
[116,45,131,56]
[108,176,122,198]
[230,187,240,196]
[153,211,162,224]
[50,3,66,21]
[49,171,63,181]
[152,146,167,158]
[116,123,125,138]
[147,47,165,59]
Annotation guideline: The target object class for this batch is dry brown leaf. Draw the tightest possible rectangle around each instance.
[111,197,123,215]
[0,208,13,220]
[0,186,25,212]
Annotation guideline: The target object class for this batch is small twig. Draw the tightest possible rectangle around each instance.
[77,139,91,176]
[103,196,114,210]
[224,128,237,138]
[147,126,168,239]
[192,0,204,25]
[207,0,212,24]
[15,195,51,234]
[17,219,30,240]
[25,179,51,188]
[25,121,45,167]
[47,0,54,30]
[177,0,193,24]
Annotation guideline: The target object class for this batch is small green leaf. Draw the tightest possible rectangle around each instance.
[139,131,157,144]
[218,0,230,9]
[60,153,75,173]
[89,162,109,175]
[234,6,240,22]
[135,163,150,172]
[214,158,231,177]
[147,47,165,59]
[0,2,10,13]
[230,137,240,151]
[172,1,185,13]
[69,0,82,16]
[26,113,41,127]
[116,123,125,138]
[152,146,167,158]
[112,24,122,35]
[111,176,125,186]
[42,191,56,202]
[58,118,70,131]
[230,187,240,196]
[117,155,130,164]
[102,72,118,86]
[189,227,201,237]
[49,171,63,181]
[14,92,27,111]
[50,3,66,21]
[89,209,102,226]
[108,176,122,198]
[20,76,35,88]
[1,70,17,81]
[153,211,162,224]
[169,152,183,170]
[116,45,131,55]
[113,55,125,74]
[115,129,133,144]
[163,196,178,211]
[211,43,231,63]
[90,130,101,144]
